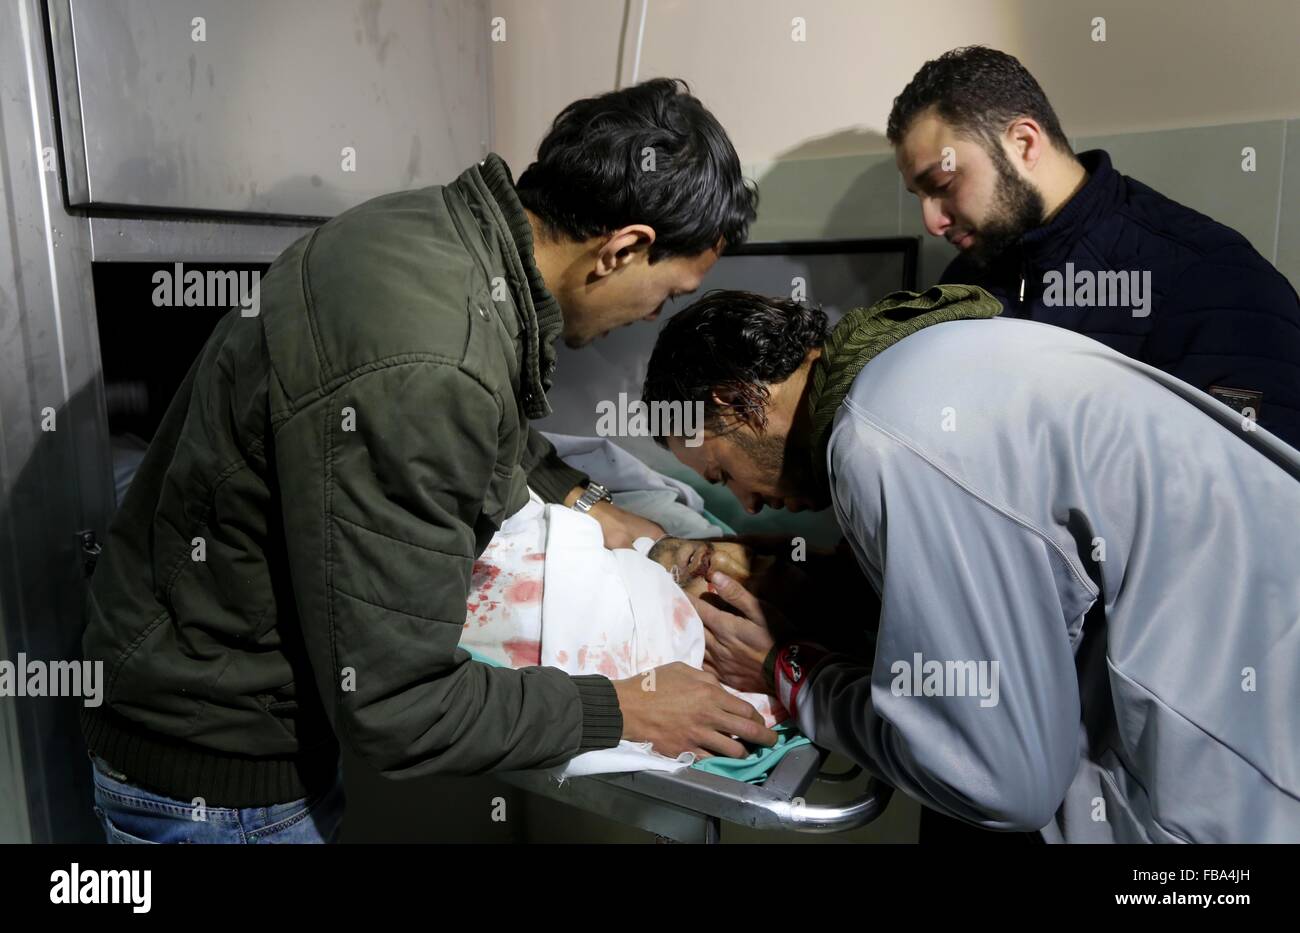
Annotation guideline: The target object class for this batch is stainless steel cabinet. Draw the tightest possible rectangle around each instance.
[49,0,492,218]
[1,0,492,842]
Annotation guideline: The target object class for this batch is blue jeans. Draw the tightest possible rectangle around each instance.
[89,751,345,844]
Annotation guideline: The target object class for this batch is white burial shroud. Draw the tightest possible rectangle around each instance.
[458,490,782,778]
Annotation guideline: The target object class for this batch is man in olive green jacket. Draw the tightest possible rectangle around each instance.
[82,79,773,839]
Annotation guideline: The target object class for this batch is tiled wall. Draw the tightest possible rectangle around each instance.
[745,119,1298,295]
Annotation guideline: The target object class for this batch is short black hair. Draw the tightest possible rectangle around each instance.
[886,46,1071,154]
[642,290,828,445]
[515,78,757,263]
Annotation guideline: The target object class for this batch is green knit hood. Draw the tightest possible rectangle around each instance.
[806,284,1002,485]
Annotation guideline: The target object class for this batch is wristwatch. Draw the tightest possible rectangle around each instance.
[572,481,613,513]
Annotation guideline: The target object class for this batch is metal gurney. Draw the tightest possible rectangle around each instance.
[501,744,892,843]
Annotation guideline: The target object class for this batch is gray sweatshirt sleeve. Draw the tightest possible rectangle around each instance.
[798,412,1098,831]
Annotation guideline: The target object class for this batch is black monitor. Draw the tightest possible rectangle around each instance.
[680,237,919,325]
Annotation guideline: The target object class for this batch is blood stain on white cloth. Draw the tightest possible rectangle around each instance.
[468,561,504,623]
[471,560,501,589]
[570,643,626,679]
[502,637,541,667]
[505,579,543,604]
[468,558,545,625]
[671,596,694,632]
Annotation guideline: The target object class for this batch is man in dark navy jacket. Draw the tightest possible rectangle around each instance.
[888,46,1300,449]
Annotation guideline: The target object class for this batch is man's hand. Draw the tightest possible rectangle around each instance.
[612,661,776,759]
[690,571,779,695]
[562,485,664,549]
[589,500,665,549]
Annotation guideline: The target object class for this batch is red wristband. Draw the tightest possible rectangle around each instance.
[773,642,830,720]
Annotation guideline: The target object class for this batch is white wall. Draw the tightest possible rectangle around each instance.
[489,0,1300,167]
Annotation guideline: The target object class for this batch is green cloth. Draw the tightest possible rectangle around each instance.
[807,284,1002,486]
[691,723,810,784]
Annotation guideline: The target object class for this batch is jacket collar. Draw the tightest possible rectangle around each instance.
[807,284,1002,490]
[1018,149,1124,265]
[452,153,564,419]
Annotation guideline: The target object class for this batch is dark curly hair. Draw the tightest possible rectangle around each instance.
[886,46,1071,155]
[642,290,829,446]
[516,78,758,263]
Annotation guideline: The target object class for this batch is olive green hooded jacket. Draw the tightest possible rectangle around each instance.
[81,155,622,807]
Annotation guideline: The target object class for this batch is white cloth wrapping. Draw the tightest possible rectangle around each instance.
[459,489,781,780]
[540,503,706,777]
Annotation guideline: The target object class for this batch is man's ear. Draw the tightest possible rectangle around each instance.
[1005,117,1047,171]
[593,224,656,278]
[709,386,764,431]
[707,387,739,430]
[710,386,740,408]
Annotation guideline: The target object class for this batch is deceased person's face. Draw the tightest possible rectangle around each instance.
[646,536,779,600]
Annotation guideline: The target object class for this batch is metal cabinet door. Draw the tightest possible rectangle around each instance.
[49,0,492,218]
[1,0,115,844]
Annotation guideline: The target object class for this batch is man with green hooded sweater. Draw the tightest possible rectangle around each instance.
[647,286,1300,843]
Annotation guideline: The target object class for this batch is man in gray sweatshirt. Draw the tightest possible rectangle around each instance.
[642,288,1300,843]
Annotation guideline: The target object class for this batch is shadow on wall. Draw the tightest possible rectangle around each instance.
[753,128,957,289]
[753,129,901,239]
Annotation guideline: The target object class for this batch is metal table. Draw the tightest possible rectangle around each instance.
[502,745,892,843]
